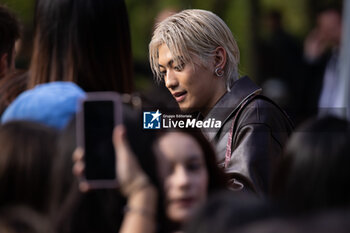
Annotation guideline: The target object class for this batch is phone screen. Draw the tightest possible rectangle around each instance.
[83,100,116,180]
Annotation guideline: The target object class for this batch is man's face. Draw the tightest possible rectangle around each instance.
[157,43,221,112]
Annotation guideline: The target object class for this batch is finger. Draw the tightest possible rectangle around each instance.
[113,125,127,147]
[79,181,91,193]
[73,160,85,176]
[73,147,84,162]
[113,125,134,157]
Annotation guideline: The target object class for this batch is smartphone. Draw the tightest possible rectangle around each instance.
[76,92,122,189]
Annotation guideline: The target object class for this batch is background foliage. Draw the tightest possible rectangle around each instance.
[0,0,342,90]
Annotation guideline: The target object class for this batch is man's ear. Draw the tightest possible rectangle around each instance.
[0,53,9,77]
[213,46,227,69]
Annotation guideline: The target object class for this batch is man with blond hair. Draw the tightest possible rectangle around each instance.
[149,9,293,195]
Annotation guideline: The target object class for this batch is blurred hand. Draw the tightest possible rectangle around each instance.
[113,125,153,196]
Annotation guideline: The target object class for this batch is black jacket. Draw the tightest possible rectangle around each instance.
[202,76,293,195]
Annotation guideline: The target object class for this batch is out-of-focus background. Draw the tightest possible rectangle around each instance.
[0,0,342,92]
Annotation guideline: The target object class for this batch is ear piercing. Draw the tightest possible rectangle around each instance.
[214,67,224,77]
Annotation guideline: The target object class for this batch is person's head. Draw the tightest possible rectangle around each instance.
[29,0,133,93]
[316,8,342,46]
[0,5,20,79]
[1,81,86,130]
[271,116,350,214]
[0,121,57,213]
[153,129,227,225]
[149,9,240,113]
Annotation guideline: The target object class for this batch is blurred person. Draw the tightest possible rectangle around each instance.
[153,129,227,232]
[50,120,125,233]
[258,10,302,111]
[302,7,343,117]
[304,8,342,64]
[0,121,57,213]
[0,70,28,116]
[73,125,228,233]
[149,9,293,195]
[0,5,20,79]
[271,116,350,214]
[45,96,144,232]
[28,0,133,93]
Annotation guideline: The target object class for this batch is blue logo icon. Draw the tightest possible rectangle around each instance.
[143,110,162,129]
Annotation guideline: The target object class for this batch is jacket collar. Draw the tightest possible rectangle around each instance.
[202,76,262,139]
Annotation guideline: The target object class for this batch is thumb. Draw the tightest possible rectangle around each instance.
[113,124,134,161]
[113,125,127,148]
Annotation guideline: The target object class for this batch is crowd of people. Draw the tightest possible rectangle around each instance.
[0,1,349,233]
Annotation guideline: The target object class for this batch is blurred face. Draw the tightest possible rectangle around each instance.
[158,44,224,113]
[318,10,342,45]
[155,132,208,224]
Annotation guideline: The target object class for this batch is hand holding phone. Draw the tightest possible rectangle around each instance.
[76,92,122,189]
[73,123,153,196]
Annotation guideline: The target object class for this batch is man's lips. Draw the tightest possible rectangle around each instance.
[172,91,187,102]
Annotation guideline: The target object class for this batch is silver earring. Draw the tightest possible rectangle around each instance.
[214,67,224,77]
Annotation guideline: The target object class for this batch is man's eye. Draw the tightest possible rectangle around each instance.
[160,70,166,78]
[174,63,185,72]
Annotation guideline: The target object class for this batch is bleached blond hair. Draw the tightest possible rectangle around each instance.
[149,9,240,90]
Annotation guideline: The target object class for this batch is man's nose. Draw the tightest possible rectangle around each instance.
[165,70,179,90]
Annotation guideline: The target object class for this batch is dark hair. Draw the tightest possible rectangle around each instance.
[0,206,54,233]
[0,121,57,213]
[271,116,350,214]
[231,209,350,233]
[29,0,133,93]
[151,128,228,232]
[50,119,124,233]
[0,70,28,116]
[0,5,20,70]
[185,191,277,233]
